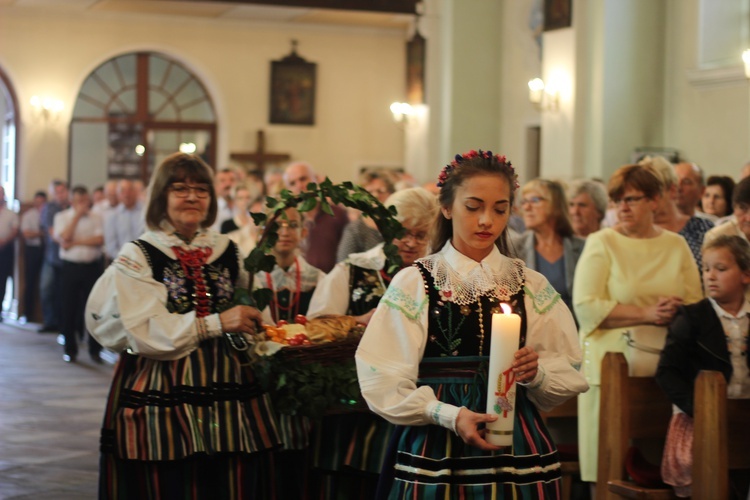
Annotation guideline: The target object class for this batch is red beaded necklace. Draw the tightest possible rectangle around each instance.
[172,246,213,318]
[266,258,302,324]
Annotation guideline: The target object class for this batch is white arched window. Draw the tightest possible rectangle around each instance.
[70,52,217,188]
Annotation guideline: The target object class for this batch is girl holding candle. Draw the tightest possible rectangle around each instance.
[355,150,589,498]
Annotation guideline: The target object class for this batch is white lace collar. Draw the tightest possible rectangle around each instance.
[417,241,525,305]
[346,243,386,271]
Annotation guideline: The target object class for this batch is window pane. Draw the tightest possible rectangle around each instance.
[162,64,191,95]
[72,99,104,119]
[182,100,215,122]
[95,62,122,96]
[149,54,169,88]
[79,78,111,111]
[113,54,137,87]
[115,88,136,115]
[148,88,167,117]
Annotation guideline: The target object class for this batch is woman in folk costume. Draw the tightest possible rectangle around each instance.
[255,206,325,326]
[305,186,439,498]
[355,150,589,499]
[86,152,280,498]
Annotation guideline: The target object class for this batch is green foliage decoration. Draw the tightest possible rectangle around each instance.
[233,178,405,310]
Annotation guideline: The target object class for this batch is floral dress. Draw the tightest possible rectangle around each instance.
[356,242,589,499]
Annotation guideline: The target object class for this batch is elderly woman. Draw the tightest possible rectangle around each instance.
[702,175,735,222]
[305,187,438,498]
[85,153,280,497]
[308,186,437,323]
[572,164,702,487]
[642,155,714,270]
[567,178,608,238]
[335,168,398,262]
[512,178,585,314]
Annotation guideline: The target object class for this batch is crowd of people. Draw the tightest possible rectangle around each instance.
[0,151,748,498]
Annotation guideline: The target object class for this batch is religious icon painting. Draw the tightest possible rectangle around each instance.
[543,0,572,31]
[269,40,317,126]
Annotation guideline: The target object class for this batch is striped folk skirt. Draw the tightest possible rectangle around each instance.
[99,339,281,499]
[377,356,562,499]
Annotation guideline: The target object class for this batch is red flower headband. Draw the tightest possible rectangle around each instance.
[436,149,519,189]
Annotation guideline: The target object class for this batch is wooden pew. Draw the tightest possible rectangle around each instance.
[596,352,675,500]
[540,396,579,500]
[692,370,750,500]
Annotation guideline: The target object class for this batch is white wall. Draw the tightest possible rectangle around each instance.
[664,0,750,175]
[0,8,407,200]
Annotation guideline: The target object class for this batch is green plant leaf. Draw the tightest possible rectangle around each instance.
[299,196,318,212]
[250,211,267,226]
[232,287,255,306]
[320,199,333,216]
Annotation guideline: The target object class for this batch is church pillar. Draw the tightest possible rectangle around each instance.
[405,0,503,183]
[568,0,667,181]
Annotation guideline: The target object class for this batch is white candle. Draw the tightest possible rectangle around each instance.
[485,303,521,447]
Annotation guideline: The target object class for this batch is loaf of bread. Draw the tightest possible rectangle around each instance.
[305,314,357,342]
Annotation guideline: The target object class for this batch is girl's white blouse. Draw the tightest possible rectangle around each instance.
[355,242,589,432]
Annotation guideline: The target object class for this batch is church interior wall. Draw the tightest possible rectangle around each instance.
[0,7,407,200]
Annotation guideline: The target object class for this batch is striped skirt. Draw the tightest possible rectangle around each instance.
[378,356,562,499]
[99,338,281,499]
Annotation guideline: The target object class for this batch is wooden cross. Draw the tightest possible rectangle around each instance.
[230,130,290,172]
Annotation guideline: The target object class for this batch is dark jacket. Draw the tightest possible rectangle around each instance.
[655,298,744,417]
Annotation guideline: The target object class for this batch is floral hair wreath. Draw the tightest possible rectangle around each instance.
[436,149,520,190]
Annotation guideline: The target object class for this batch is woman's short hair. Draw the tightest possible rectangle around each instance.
[361,168,397,189]
[705,175,735,215]
[385,187,438,231]
[145,152,217,230]
[521,178,574,238]
[733,176,750,207]
[638,156,677,190]
[567,179,608,220]
[703,234,750,272]
[608,164,664,202]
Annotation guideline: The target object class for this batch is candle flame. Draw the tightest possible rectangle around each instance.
[500,303,512,315]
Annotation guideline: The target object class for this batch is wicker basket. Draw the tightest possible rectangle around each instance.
[255,332,368,418]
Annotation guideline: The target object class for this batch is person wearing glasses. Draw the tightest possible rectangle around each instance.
[305,186,438,498]
[640,155,714,271]
[572,163,702,491]
[512,179,585,316]
[85,152,280,497]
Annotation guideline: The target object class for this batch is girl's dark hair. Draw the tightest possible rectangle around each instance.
[703,234,750,273]
[145,152,217,230]
[432,150,518,256]
[705,175,735,216]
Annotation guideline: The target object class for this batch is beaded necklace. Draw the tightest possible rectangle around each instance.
[266,258,302,324]
[172,246,213,318]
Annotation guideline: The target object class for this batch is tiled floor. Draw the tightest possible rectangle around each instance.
[0,320,115,499]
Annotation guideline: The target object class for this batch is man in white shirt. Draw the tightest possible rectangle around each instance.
[211,167,236,232]
[0,186,19,321]
[104,179,144,259]
[20,191,47,322]
[53,186,103,363]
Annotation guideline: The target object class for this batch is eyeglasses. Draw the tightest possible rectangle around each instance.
[277,221,301,230]
[612,195,646,207]
[401,230,429,243]
[170,183,210,199]
[521,196,546,206]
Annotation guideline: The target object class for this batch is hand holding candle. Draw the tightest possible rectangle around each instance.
[485,303,521,447]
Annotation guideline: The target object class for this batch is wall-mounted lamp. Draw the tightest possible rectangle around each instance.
[742,49,750,78]
[30,95,64,121]
[390,102,415,123]
[527,78,560,112]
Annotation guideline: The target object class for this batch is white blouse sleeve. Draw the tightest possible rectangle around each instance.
[85,242,224,360]
[355,267,462,432]
[521,269,589,411]
[306,262,352,318]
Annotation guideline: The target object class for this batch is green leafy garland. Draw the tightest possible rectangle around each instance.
[233,177,405,310]
[233,178,405,419]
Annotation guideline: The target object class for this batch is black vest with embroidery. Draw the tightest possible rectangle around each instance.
[347,265,388,316]
[133,239,238,315]
[415,262,528,358]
